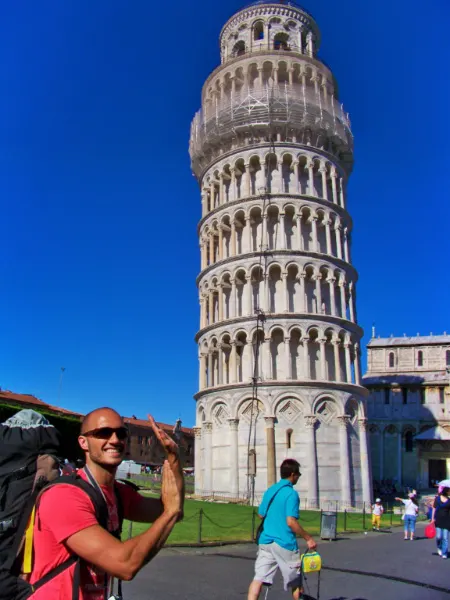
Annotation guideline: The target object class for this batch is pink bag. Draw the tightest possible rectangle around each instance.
[425,523,436,539]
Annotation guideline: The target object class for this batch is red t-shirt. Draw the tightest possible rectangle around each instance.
[30,470,143,600]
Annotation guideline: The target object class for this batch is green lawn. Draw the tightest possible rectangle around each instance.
[123,497,408,545]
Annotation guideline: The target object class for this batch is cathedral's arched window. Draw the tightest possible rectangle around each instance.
[254,21,264,41]
[405,431,413,453]
[446,350,450,366]
[417,350,423,367]
[388,352,395,368]
[286,428,293,449]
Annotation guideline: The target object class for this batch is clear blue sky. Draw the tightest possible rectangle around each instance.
[1,0,448,426]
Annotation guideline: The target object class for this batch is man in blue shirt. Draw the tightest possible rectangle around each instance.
[248,459,317,600]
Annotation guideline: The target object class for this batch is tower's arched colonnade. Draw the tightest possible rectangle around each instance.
[190,1,371,506]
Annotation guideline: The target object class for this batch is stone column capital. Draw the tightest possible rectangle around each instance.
[327,277,336,284]
[193,426,202,438]
[337,415,351,429]
[228,418,239,430]
[203,421,213,433]
[264,416,276,428]
[304,415,318,429]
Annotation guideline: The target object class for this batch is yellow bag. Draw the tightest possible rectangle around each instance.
[300,551,322,573]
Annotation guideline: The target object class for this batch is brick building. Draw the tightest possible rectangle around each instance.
[0,390,194,469]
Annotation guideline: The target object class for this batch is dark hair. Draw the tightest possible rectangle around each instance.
[280,458,300,479]
[410,496,419,506]
[441,487,450,498]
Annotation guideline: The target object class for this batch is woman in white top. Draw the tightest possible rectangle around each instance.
[395,491,419,540]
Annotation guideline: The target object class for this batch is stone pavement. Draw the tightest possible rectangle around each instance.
[123,521,450,599]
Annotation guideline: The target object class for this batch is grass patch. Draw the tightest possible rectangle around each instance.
[123,497,408,544]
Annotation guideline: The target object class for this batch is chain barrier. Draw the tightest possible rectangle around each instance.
[202,511,252,530]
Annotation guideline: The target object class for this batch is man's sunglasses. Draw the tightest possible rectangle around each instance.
[81,426,129,440]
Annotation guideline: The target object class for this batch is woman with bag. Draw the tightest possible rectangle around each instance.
[395,491,419,541]
[431,487,450,558]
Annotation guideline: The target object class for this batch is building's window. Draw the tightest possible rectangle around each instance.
[417,351,423,367]
[446,350,450,366]
[138,436,142,444]
[286,428,293,449]
[232,40,246,57]
[388,352,395,368]
[384,388,390,404]
[402,388,408,405]
[187,444,192,456]
[440,388,445,404]
[254,21,264,41]
[420,388,426,404]
[273,32,289,51]
[405,431,413,453]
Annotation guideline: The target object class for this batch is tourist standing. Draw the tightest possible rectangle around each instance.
[30,409,184,599]
[247,459,317,600]
[431,487,450,558]
[371,498,384,531]
[395,491,419,541]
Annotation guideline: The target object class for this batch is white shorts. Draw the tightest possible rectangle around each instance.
[254,543,302,591]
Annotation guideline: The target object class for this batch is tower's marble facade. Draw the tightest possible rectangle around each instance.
[190,0,372,505]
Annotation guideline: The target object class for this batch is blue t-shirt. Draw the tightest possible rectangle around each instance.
[258,479,300,551]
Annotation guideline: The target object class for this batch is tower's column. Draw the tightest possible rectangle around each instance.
[358,418,372,505]
[193,426,203,495]
[203,421,213,492]
[304,415,318,508]
[228,419,240,498]
[265,417,277,488]
[337,415,351,505]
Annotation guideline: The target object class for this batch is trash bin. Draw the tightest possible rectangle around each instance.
[320,511,337,540]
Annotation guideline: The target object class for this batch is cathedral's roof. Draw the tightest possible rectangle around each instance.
[368,335,450,347]
[363,372,448,386]
[415,425,450,441]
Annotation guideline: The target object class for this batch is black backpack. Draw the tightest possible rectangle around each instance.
[0,409,132,600]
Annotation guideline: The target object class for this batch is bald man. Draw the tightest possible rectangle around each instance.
[29,408,184,600]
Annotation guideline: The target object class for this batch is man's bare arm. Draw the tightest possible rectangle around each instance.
[66,510,178,581]
[66,461,180,581]
[286,516,317,550]
[127,495,163,523]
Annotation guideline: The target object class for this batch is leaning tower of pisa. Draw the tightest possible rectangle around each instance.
[190,0,372,506]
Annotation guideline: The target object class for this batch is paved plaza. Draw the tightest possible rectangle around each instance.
[124,522,450,600]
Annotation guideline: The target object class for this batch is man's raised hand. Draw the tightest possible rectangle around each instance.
[161,460,182,518]
[147,414,179,459]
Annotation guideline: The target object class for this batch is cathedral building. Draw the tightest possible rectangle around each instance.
[190,1,372,506]
[364,334,450,490]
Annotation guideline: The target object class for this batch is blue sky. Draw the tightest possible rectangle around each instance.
[0,0,448,426]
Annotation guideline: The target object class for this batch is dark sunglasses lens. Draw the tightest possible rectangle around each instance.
[94,427,128,440]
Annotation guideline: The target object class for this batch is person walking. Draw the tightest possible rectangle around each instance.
[431,486,450,558]
[247,459,317,600]
[30,408,184,599]
[371,498,384,531]
[395,491,419,541]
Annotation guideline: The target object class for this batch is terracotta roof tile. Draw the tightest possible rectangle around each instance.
[0,390,193,436]
[0,390,49,407]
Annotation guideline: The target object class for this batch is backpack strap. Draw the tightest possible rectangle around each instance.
[112,479,138,599]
